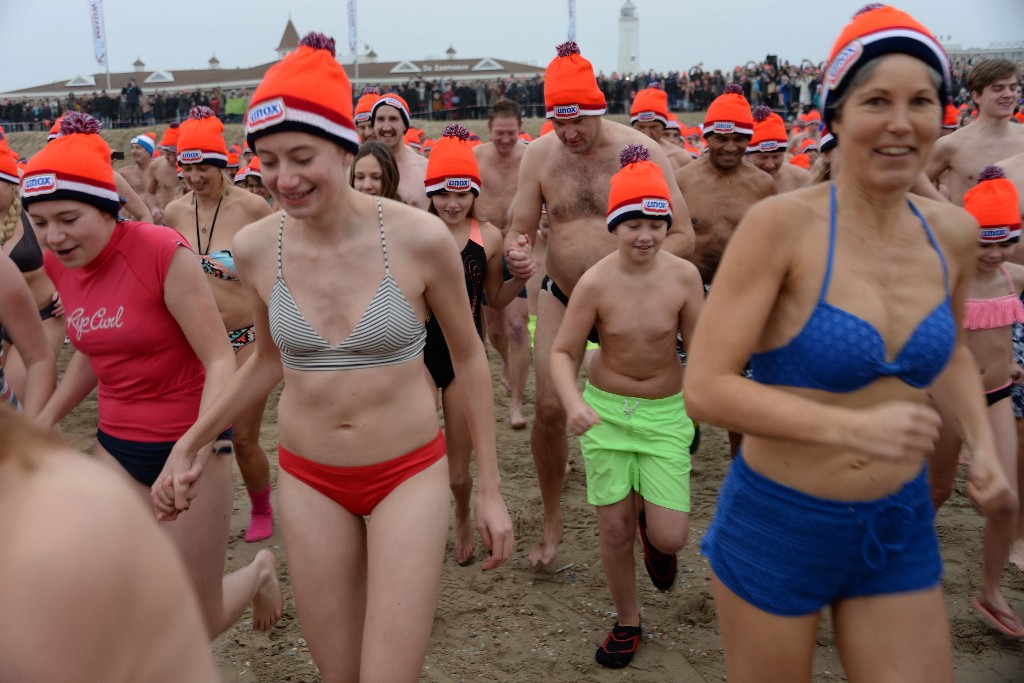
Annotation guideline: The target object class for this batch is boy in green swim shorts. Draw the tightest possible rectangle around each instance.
[550,144,704,669]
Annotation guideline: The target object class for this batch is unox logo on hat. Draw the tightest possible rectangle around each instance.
[713,121,736,133]
[445,177,472,192]
[642,198,669,215]
[981,227,1012,241]
[22,173,57,196]
[758,141,780,152]
[178,149,203,163]
[636,112,656,122]
[355,112,371,123]
[554,104,580,119]
[247,98,287,132]
[827,41,863,90]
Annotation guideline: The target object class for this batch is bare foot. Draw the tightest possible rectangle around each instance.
[527,522,563,570]
[251,549,283,632]
[509,404,527,430]
[1010,539,1024,572]
[455,513,477,565]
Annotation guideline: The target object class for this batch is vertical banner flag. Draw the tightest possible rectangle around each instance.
[87,0,107,66]
[348,0,357,56]
[567,0,576,41]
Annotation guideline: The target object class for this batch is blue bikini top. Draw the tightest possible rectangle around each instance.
[749,185,956,392]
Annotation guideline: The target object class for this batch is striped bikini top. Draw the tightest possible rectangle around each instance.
[268,199,426,371]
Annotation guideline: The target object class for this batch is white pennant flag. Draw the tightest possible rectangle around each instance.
[87,0,107,66]
[348,0,357,56]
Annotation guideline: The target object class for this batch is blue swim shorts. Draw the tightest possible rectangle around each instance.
[700,453,942,616]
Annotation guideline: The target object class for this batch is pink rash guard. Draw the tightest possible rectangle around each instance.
[45,221,205,441]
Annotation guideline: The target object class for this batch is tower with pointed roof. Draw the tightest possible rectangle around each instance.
[276,18,300,60]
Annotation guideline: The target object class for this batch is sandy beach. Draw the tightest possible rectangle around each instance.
[51,345,1023,682]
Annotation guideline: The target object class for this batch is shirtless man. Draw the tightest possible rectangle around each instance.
[663,113,685,149]
[746,105,807,193]
[145,123,183,224]
[927,59,1024,205]
[371,93,429,209]
[629,88,690,170]
[118,133,155,198]
[475,98,531,429]
[675,84,775,455]
[504,42,693,569]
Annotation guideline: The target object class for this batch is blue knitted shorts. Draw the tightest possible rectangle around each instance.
[700,453,942,616]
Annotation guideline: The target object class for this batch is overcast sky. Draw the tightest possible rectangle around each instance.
[1,0,1021,93]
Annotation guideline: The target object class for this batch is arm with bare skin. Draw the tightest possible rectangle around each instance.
[0,256,55,417]
[503,143,544,279]
[114,171,154,223]
[481,221,533,308]
[549,270,602,435]
[422,214,514,569]
[151,222,283,518]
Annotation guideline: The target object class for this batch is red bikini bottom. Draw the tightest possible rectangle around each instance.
[278,429,446,516]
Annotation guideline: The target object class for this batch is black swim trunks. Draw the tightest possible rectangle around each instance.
[541,275,599,344]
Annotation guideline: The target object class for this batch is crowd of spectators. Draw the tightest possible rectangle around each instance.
[1,54,1019,133]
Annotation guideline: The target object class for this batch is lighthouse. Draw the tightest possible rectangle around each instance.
[618,1,639,76]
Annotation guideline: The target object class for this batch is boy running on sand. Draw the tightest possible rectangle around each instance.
[550,143,704,668]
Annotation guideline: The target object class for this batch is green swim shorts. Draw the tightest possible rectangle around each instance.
[579,382,694,512]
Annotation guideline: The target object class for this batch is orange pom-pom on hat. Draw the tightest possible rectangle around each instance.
[821,5,949,133]
[246,32,358,154]
[177,106,228,168]
[789,153,811,170]
[354,87,380,124]
[544,42,607,119]
[21,112,119,215]
[371,93,411,131]
[630,88,669,126]
[703,84,753,138]
[964,166,1021,243]
[606,144,673,232]
[747,106,788,153]
[424,124,481,197]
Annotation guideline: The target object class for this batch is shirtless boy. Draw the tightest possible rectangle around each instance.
[505,42,693,569]
[550,143,703,668]
[927,59,1024,204]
